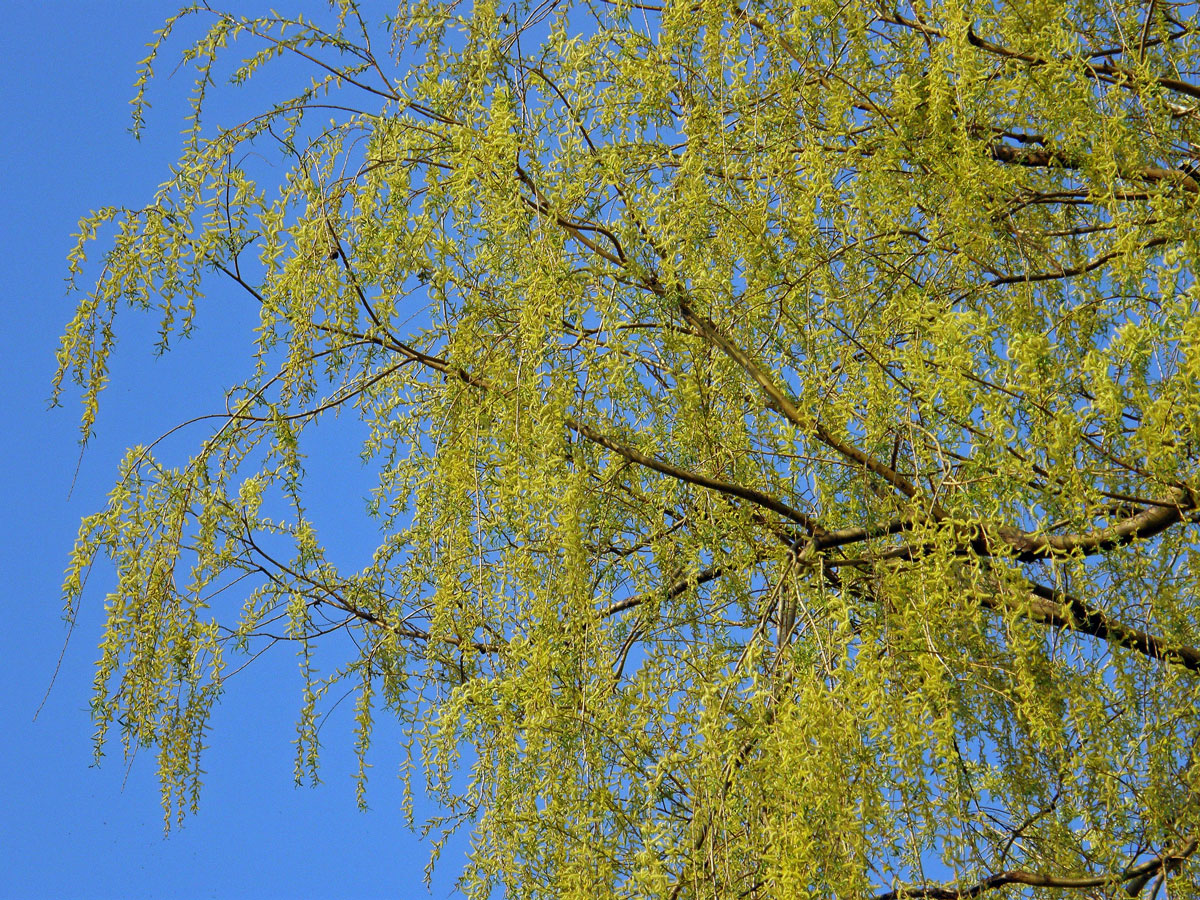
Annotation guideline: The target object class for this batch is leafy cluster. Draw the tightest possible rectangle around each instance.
[57,0,1200,897]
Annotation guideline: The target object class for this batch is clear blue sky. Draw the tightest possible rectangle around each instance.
[1,5,461,897]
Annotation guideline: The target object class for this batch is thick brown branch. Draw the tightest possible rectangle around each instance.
[1017,581,1200,672]
[823,490,1192,564]
[990,142,1200,192]
[813,511,925,550]
[871,837,1198,900]
[986,491,1190,559]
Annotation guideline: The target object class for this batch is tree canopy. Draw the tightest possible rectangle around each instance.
[57,0,1200,896]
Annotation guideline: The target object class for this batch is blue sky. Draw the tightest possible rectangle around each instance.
[1,4,460,897]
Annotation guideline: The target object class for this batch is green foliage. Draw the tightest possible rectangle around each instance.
[58,0,1200,895]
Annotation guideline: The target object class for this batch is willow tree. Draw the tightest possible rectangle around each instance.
[56,0,1200,896]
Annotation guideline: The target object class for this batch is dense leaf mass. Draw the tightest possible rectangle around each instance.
[57,0,1200,896]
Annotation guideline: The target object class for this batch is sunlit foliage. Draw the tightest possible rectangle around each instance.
[57,0,1200,896]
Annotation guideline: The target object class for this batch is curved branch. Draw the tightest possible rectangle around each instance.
[567,418,822,533]
[1015,581,1200,672]
[871,837,1198,900]
[881,11,1200,101]
[985,490,1191,559]
[991,142,1200,192]
[989,237,1170,286]
[598,564,726,619]
[238,525,506,654]
[661,284,939,514]
[290,308,824,533]
[821,489,1193,563]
